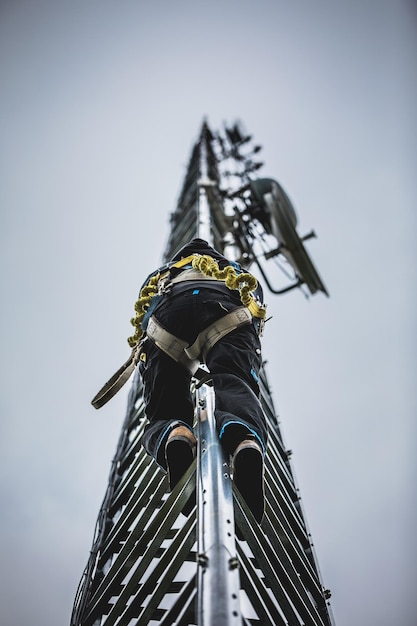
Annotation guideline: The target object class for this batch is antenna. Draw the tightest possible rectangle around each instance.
[245,177,329,296]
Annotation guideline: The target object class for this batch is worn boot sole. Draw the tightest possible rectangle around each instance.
[233,442,265,526]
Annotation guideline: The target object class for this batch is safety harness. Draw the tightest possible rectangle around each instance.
[91,254,266,409]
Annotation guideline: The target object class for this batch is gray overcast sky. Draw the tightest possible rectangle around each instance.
[1,1,416,625]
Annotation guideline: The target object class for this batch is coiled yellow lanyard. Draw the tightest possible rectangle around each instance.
[127,254,266,348]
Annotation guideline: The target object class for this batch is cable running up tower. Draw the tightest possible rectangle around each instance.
[71,120,334,626]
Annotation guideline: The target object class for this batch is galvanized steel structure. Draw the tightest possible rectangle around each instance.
[71,121,334,625]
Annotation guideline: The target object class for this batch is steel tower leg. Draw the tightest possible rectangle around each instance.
[196,385,241,625]
[195,125,241,625]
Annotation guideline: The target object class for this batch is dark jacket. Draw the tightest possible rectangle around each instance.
[142,239,263,298]
[139,239,264,331]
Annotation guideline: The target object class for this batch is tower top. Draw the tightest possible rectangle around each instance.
[166,120,328,297]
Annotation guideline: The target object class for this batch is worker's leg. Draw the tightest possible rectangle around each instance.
[140,340,194,470]
[205,324,267,454]
[207,324,267,524]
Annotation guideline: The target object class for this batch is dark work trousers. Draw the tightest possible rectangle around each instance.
[139,283,268,471]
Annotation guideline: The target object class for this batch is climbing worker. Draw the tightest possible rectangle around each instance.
[135,238,268,523]
[92,238,268,524]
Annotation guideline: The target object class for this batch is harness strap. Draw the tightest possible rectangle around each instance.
[169,268,218,284]
[146,306,252,371]
[91,341,143,409]
[91,307,252,409]
[146,316,200,375]
[185,306,252,361]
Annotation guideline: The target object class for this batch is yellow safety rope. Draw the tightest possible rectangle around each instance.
[127,254,266,348]
[190,255,266,320]
[127,271,162,348]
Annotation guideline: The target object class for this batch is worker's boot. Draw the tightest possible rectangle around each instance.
[165,426,197,513]
[232,436,265,525]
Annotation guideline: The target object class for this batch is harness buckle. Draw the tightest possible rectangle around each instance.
[157,274,172,295]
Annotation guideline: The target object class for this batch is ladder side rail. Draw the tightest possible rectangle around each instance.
[196,384,242,626]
